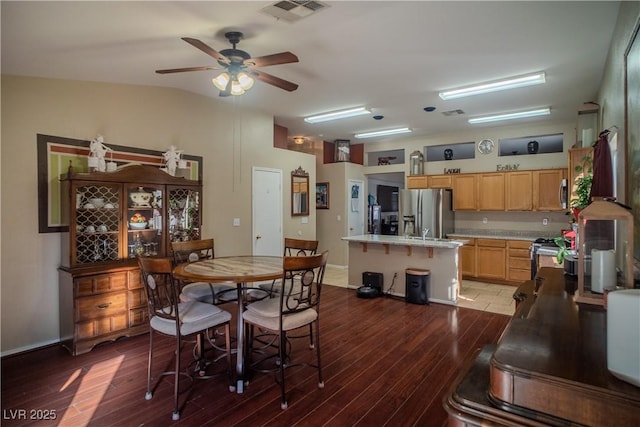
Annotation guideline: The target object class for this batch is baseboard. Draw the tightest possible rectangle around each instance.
[1,338,61,359]
[326,263,347,270]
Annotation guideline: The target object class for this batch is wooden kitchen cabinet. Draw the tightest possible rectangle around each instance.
[507,240,532,283]
[505,171,533,211]
[533,168,566,211]
[452,174,477,210]
[459,238,477,277]
[427,174,452,188]
[58,164,202,355]
[477,173,505,210]
[476,239,506,280]
[406,175,428,189]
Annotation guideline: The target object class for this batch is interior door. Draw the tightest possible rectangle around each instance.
[252,167,283,256]
[347,179,365,236]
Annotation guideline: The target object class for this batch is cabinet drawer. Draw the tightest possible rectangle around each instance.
[129,308,149,327]
[477,239,506,248]
[508,268,531,283]
[509,248,530,258]
[508,240,532,250]
[76,272,127,297]
[127,269,142,290]
[128,288,147,308]
[76,313,128,340]
[76,292,127,322]
[509,258,531,270]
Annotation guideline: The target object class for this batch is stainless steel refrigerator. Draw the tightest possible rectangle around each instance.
[399,188,454,238]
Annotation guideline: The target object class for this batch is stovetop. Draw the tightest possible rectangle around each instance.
[532,238,558,247]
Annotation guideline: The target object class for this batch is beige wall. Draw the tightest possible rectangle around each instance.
[598,1,640,205]
[0,75,315,355]
[316,161,366,267]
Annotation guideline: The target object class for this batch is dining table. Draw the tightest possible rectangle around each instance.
[173,255,283,393]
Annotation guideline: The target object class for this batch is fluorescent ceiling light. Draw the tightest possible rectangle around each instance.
[354,127,412,139]
[304,107,370,124]
[439,72,546,100]
[468,108,551,124]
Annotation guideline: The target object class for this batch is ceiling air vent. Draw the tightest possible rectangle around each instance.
[261,1,329,23]
[442,109,465,117]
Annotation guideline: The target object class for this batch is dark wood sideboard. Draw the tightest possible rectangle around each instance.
[444,267,640,426]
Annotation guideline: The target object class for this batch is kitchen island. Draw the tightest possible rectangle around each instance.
[341,234,467,305]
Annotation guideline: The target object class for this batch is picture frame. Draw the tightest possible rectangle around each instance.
[335,139,350,162]
[316,182,330,209]
[625,24,640,261]
[37,134,202,233]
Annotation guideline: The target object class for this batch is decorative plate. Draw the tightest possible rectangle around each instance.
[478,139,494,154]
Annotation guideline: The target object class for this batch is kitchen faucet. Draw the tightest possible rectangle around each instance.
[422,228,430,240]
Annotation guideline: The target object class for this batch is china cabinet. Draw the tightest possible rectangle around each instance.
[58,164,202,355]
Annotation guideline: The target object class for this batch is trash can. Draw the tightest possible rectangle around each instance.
[405,268,430,304]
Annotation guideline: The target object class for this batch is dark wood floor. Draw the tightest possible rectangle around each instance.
[1,285,510,427]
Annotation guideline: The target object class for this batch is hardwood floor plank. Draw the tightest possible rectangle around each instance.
[1,285,510,427]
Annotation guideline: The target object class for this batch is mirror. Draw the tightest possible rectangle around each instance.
[291,166,309,216]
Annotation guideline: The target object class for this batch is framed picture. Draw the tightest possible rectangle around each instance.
[316,182,330,209]
[335,139,350,162]
[37,134,202,233]
[625,24,640,261]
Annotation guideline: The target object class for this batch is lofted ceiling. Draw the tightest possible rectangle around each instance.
[1,1,621,147]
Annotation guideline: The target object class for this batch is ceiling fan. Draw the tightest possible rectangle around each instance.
[156,31,299,96]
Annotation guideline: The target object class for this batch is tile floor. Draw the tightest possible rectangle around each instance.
[324,265,515,316]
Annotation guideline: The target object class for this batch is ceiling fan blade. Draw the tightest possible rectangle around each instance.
[250,70,299,92]
[155,66,220,74]
[182,37,230,64]
[245,52,299,68]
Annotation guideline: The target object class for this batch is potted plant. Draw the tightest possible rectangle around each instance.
[553,236,572,264]
[570,154,593,221]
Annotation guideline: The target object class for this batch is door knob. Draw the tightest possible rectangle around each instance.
[256,235,262,240]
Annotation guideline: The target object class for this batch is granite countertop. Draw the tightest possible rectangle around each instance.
[341,234,466,248]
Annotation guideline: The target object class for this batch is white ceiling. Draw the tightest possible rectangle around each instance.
[1,1,620,145]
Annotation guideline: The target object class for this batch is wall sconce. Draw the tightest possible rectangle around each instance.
[293,137,305,145]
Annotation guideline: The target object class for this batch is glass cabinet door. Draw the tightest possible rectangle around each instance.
[73,183,121,265]
[168,187,201,242]
[126,184,163,258]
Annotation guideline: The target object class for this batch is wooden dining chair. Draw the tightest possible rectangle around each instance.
[171,238,237,305]
[138,257,233,421]
[243,251,328,409]
[260,237,319,295]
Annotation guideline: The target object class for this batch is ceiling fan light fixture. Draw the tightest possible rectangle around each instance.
[212,71,254,96]
[212,72,230,91]
[354,127,412,139]
[237,72,254,90]
[468,108,551,124]
[438,72,546,100]
[304,107,371,124]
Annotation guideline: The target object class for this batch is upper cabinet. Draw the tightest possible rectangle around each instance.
[61,164,202,268]
[478,173,505,211]
[533,169,567,211]
[428,175,452,189]
[506,171,533,211]
[409,169,566,212]
[452,174,477,210]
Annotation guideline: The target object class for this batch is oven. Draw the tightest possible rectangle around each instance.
[529,238,559,279]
